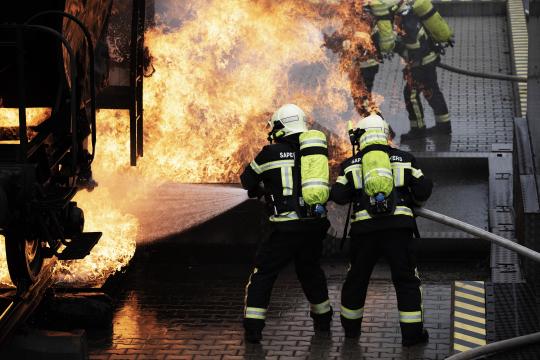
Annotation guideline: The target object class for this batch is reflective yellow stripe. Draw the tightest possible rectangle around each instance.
[391,162,411,187]
[336,175,348,185]
[244,267,258,313]
[245,306,267,320]
[351,210,371,222]
[394,205,414,217]
[360,58,379,68]
[281,166,293,196]
[399,310,422,323]
[435,113,450,123]
[311,300,331,314]
[412,168,423,178]
[250,160,263,174]
[345,164,363,189]
[340,305,364,320]
[270,211,299,222]
[410,88,424,128]
[405,41,421,49]
[259,159,295,173]
[421,52,438,65]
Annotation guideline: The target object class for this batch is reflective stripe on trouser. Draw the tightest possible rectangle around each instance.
[244,228,330,326]
[245,307,267,320]
[311,299,332,314]
[340,305,364,320]
[342,229,424,338]
[399,310,423,323]
[405,63,449,127]
[435,113,450,123]
[406,87,425,129]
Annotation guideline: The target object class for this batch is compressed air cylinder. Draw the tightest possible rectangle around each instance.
[376,20,396,53]
[359,129,394,197]
[299,130,330,205]
[412,0,453,43]
[369,0,396,53]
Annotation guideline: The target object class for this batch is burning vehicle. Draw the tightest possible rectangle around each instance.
[0,0,145,290]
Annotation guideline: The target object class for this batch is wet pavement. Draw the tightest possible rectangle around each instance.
[85,245,491,360]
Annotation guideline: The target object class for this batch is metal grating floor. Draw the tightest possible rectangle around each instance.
[373,16,515,153]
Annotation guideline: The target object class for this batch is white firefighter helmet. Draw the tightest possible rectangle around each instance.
[269,104,308,136]
[357,113,390,137]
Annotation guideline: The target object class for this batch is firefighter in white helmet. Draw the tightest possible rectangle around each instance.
[240,104,332,343]
[331,113,433,346]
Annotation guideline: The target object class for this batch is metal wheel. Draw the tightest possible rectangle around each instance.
[5,231,44,288]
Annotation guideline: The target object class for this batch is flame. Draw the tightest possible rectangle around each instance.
[1,0,383,287]
[0,108,52,141]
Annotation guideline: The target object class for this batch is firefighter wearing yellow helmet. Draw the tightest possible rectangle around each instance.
[368,0,454,139]
[331,113,433,346]
[240,104,332,343]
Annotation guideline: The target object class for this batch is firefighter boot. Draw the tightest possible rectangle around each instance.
[400,126,427,141]
[402,329,429,347]
[243,319,264,344]
[426,121,452,135]
[311,307,333,332]
[340,315,361,339]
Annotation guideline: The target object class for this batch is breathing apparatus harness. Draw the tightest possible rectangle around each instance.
[341,116,397,248]
[266,125,326,220]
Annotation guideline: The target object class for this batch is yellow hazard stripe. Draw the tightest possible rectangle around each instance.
[455,281,485,295]
[452,281,486,353]
[455,290,485,304]
[454,321,486,336]
[454,332,486,346]
[454,311,485,325]
[455,301,485,314]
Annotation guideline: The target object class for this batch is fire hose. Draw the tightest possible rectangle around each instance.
[437,62,528,83]
[414,208,540,360]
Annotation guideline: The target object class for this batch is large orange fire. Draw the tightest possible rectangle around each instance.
[1,0,380,287]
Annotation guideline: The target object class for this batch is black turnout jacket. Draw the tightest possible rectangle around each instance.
[330,147,433,234]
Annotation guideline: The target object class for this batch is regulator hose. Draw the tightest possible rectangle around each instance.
[437,62,527,83]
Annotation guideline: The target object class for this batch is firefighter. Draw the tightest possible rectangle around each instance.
[369,0,453,139]
[330,113,433,346]
[240,104,332,343]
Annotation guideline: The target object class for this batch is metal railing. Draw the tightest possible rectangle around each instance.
[415,208,540,360]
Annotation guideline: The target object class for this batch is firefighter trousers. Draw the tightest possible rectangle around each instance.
[403,62,450,129]
[244,220,331,330]
[340,228,424,340]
